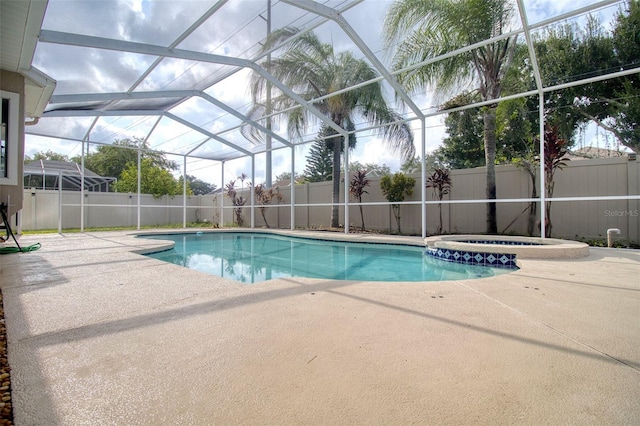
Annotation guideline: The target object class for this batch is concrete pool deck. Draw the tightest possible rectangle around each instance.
[1,230,639,424]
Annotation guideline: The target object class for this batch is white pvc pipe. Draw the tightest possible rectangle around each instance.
[251,155,255,229]
[183,155,187,229]
[58,170,62,234]
[344,138,349,234]
[607,228,621,248]
[220,161,225,228]
[137,148,141,231]
[539,95,546,238]
[421,117,427,238]
[290,147,295,230]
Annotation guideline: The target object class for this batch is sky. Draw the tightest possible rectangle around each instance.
[24,0,625,188]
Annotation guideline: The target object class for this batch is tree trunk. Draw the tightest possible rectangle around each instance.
[483,105,498,234]
[527,175,537,237]
[545,180,555,238]
[330,135,342,228]
[393,205,402,234]
[545,201,552,238]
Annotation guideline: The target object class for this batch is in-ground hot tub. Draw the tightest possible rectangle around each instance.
[425,235,590,269]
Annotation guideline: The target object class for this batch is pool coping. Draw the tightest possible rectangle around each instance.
[131,228,428,256]
[2,229,639,424]
[425,234,590,260]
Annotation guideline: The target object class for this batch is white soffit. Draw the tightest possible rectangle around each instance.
[0,0,56,118]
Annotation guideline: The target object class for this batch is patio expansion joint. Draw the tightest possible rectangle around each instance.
[453,280,640,374]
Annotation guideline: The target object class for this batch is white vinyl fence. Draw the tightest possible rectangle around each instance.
[19,157,640,244]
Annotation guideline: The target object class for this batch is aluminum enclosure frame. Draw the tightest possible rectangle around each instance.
[21,0,639,237]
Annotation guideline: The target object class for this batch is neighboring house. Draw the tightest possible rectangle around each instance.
[568,146,629,160]
[24,160,116,192]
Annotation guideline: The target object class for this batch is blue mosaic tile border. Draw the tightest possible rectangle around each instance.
[458,239,543,246]
[425,246,518,269]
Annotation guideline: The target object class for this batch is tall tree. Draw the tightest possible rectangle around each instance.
[399,155,444,174]
[590,3,639,153]
[114,158,189,198]
[25,150,70,163]
[399,156,422,174]
[73,137,179,180]
[247,28,414,228]
[348,161,391,177]
[384,0,518,233]
[186,174,216,195]
[533,17,614,142]
[534,5,640,152]
[274,171,304,185]
[437,93,486,169]
[303,140,333,182]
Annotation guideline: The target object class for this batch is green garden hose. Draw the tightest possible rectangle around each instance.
[1,203,41,254]
[0,242,41,254]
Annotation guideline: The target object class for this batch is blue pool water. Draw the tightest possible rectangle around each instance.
[140,232,512,283]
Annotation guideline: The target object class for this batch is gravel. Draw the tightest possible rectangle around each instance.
[0,290,13,425]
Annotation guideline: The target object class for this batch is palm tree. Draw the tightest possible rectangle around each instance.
[384,0,518,234]
[247,28,414,228]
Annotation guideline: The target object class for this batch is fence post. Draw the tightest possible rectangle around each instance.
[183,155,187,229]
[58,170,62,233]
[220,161,225,228]
[628,156,639,244]
[290,147,295,230]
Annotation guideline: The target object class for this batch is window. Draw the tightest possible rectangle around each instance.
[0,91,20,186]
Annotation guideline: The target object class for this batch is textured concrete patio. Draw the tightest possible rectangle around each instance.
[1,230,638,425]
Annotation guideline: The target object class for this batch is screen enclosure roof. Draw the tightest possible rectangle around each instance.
[11,0,636,163]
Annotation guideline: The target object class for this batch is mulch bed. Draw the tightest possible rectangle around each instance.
[0,290,13,425]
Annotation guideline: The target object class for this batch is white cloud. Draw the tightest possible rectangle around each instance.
[522,0,620,26]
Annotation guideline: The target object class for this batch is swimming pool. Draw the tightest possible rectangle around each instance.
[140,232,513,283]
[139,232,509,283]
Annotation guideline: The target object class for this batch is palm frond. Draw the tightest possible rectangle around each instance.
[385,0,517,102]
[241,104,266,145]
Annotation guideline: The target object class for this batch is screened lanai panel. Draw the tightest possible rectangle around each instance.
[135,58,240,93]
[142,116,254,161]
[174,0,350,58]
[44,98,183,114]
[169,96,234,123]
[168,96,247,142]
[33,44,157,96]
[187,139,250,162]
[106,97,187,112]
[144,116,211,155]
[205,68,255,111]
[531,4,637,89]
[26,116,101,141]
[22,0,633,172]
[340,2,395,55]
[41,0,216,46]
[88,116,164,144]
[521,0,621,26]
[175,0,268,58]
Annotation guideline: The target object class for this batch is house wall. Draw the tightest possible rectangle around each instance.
[0,70,25,218]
